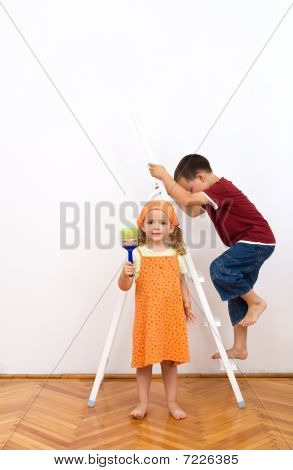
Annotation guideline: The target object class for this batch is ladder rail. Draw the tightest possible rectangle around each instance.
[88,289,127,407]
[184,251,245,406]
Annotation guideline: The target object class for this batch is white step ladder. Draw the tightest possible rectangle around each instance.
[88,117,246,409]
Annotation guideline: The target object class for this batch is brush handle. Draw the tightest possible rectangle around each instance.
[128,249,134,277]
[123,245,136,277]
[128,249,134,264]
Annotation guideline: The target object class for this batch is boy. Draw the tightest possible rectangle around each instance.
[148,154,275,360]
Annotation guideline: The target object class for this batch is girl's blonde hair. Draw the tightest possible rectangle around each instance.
[138,225,187,256]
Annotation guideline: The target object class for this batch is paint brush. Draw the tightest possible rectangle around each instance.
[121,227,138,277]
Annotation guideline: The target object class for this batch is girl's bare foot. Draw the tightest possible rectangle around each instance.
[130,402,148,419]
[238,299,267,327]
[212,348,248,360]
[168,402,187,419]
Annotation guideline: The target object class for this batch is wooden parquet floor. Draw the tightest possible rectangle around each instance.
[0,377,292,450]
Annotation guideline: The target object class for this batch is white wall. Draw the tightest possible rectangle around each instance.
[1,0,292,374]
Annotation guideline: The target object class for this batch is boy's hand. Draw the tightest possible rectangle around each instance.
[148,163,168,180]
[184,303,197,323]
[122,261,135,278]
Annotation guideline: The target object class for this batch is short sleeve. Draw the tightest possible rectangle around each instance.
[178,255,188,275]
[202,179,228,210]
[132,248,141,279]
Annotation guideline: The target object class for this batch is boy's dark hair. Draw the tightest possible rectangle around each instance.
[174,154,212,181]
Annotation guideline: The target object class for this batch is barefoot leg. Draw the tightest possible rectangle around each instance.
[130,364,152,419]
[212,324,248,359]
[161,360,187,419]
[238,289,267,327]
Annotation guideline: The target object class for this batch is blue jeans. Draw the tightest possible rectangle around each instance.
[209,243,275,326]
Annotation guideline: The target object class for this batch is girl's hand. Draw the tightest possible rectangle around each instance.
[122,261,135,278]
[184,304,197,323]
[148,163,168,180]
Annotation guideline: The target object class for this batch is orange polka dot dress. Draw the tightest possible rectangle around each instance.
[132,246,190,368]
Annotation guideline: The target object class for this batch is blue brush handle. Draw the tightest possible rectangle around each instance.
[123,245,137,277]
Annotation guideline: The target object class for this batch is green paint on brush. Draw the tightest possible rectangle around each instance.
[121,227,138,247]
[121,227,138,274]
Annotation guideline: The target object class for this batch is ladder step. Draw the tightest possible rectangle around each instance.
[218,358,238,371]
[198,271,205,282]
[204,318,221,327]
[187,271,205,283]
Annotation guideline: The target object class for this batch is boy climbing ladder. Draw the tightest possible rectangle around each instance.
[148,154,276,360]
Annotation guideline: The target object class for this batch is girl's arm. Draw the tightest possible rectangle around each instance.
[180,275,191,308]
[118,262,135,291]
[180,274,196,322]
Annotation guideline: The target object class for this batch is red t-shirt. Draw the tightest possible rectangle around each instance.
[201,177,276,247]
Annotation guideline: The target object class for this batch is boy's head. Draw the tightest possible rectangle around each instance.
[174,154,213,193]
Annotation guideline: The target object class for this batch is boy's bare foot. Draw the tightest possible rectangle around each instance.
[130,402,148,419]
[238,299,267,327]
[212,348,248,360]
[168,402,187,419]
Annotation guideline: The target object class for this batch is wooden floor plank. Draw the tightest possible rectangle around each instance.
[0,377,292,450]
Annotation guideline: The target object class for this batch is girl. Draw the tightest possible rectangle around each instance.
[118,200,196,420]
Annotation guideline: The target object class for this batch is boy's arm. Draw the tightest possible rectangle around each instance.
[149,164,209,210]
[177,201,206,218]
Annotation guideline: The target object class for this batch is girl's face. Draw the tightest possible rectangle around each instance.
[142,209,174,244]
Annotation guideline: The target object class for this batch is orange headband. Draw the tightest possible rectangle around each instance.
[137,200,180,228]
